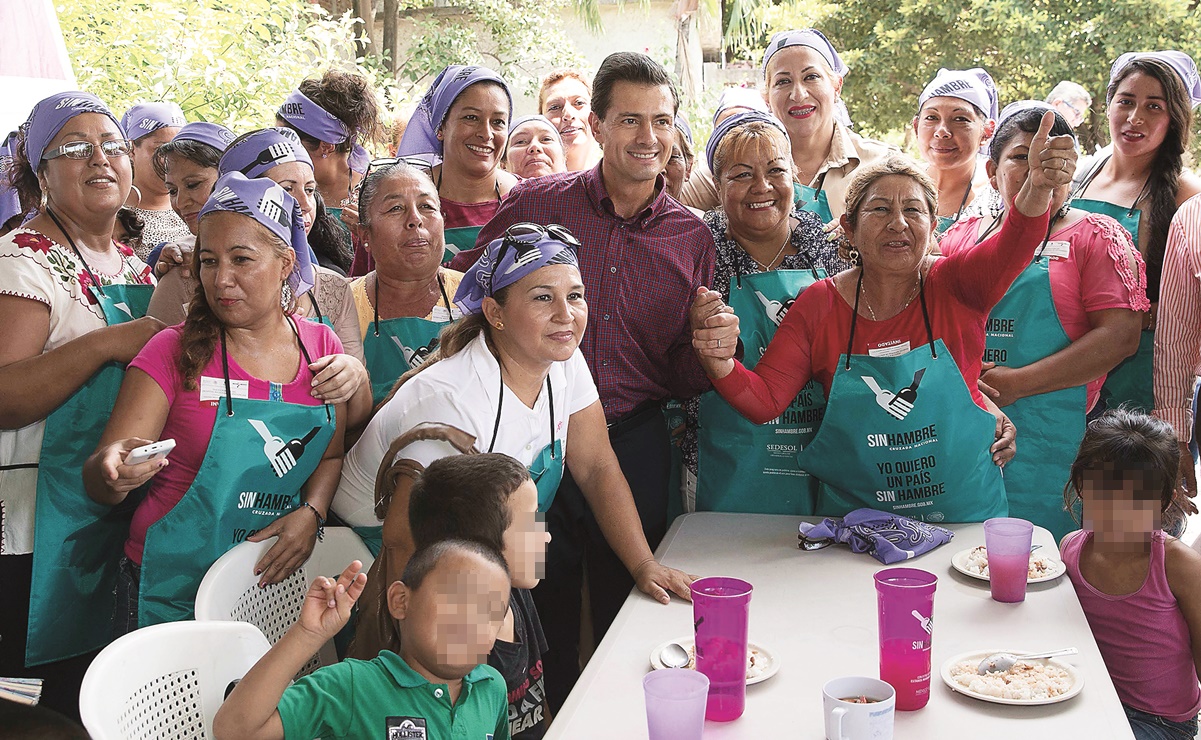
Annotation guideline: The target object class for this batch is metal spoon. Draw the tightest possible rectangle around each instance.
[977,647,1078,675]
[661,642,691,669]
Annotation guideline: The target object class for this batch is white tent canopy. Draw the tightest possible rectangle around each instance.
[0,0,75,135]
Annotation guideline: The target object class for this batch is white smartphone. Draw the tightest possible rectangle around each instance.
[125,439,176,466]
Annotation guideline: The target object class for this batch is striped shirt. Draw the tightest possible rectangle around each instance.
[449,163,716,422]
[1153,193,1201,442]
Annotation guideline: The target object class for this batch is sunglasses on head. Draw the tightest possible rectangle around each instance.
[487,222,581,296]
[42,139,133,161]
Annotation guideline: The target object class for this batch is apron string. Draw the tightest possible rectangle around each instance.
[220,315,331,421]
[917,271,936,359]
[374,271,453,336]
[488,370,503,454]
[951,163,975,224]
[846,270,864,369]
[437,272,452,315]
[286,314,333,422]
[46,208,106,297]
[309,288,324,322]
[487,365,554,457]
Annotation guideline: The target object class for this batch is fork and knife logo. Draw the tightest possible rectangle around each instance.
[248,419,322,478]
[861,368,926,421]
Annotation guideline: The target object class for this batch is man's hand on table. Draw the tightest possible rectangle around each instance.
[633,559,697,604]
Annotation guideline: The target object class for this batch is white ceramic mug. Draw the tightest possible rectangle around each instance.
[822,676,896,740]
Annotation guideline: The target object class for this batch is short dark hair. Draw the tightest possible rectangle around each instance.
[152,138,222,181]
[409,453,531,554]
[988,107,1074,164]
[591,52,680,120]
[400,538,510,592]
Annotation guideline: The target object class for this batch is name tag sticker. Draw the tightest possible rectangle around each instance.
[429,305,453,322]
[199,376,250,404]
[1042,241,1071,260]
[867,339,911,358]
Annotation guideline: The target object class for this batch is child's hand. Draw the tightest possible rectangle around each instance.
[297,560,367,643]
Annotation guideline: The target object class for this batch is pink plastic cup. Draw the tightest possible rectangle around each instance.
[691,576,753,722]
[644,668,709,740]
[874,567,937,711]
[984,517,1034,603]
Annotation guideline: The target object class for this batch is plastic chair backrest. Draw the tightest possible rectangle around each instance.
[79,620,270,740]
[195,527,373,677]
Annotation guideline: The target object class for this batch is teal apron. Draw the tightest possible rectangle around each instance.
[984,234,1086,539]
[361,273,454,405]
[1073,157,1154,412]
[25,216,156,665]
[488,373,564,512]
[796,273,1008,523]
[696,264,828,513]
[793,172,834,224]
[137,319,335,627]
[442,226,482,265]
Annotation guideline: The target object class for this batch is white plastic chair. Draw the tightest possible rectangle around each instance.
[194,527,373,677]
[79,620,270,740]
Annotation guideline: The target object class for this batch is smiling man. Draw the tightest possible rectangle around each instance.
[449,51,716,713]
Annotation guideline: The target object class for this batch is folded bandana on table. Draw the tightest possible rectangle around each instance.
[199,172,315,296]
[798,508,954,564]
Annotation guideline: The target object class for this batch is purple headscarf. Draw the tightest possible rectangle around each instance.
[919,68,999,121]
[198,172,315,296]
[120,102,186,141]
[21,91,122,166]
[454,229,579,315]
[713,87,769,127]
[397,65,513,164]
[277,89,350,145]
[1110,50,1201,109]
[348,143,370,175]
[705,110,789,174]
[761,30,853,128]
[674,114,694,147]
[0,131,21,227]
[218,128,313,179]
[173,122,235,152]
[998,100,1056,127]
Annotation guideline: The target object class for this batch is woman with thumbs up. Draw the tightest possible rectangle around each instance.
[689,111,1075,523]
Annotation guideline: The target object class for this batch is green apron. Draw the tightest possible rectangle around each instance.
[361,274,455,405]
[696,265,828,513]
[442,225,482,265]
[793,174,834,224]
[1073,158,1153,412]
[26,280,154,666]
[137,320,335,627]
[487,373,565,511]
[984,241,1086,539]
[796,274,1008,523]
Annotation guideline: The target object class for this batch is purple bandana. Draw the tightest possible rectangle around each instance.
[674,114,694,147]
[348,143,370,174]
[173,122,235,152]
[21,91,122,166]
[705,110,789,174]
[397,65,513,164]
[798,508,955,565]
[919,68,999,121]
[218,128,313,179]
[1110,50,1201,109]
[277,89,350,145]
[454,230,579,315]
[712,87,769,126]
[0,131,21,226]
[198,172,315,296]
[762,29,848,79]
[120,102,186,141]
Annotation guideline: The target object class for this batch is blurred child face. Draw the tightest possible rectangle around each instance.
[503,479,551,589]
[1080,463,1163,547]
[391,549,511,681]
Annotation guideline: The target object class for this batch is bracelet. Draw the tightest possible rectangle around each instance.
[299,501,326,541]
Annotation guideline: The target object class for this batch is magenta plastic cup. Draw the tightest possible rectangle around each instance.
[984,517,1034,603]
[644,668,709,740]
[874,567,936,711]
[691,576,753,722]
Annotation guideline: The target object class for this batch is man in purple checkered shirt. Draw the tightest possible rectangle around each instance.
[449,51,716,713]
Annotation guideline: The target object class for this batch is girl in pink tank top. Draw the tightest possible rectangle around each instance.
[1059,409,1201,740]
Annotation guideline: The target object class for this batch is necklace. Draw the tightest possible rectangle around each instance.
[861,273,920,321]
[748,232,792,272]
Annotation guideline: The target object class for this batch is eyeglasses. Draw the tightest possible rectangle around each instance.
[41,139,133,162]
[488,222,581,296]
